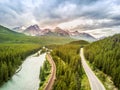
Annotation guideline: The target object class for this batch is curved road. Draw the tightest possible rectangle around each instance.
[80,48,105,90]
[44,53,56,90]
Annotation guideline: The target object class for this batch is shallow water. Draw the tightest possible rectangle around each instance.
[0,53,46,90]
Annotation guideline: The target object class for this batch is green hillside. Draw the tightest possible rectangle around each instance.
[84,34,120,89]
[0,25,75,45]
[0,25,25,43]
[69,40,89,45]
[17,36,75,45]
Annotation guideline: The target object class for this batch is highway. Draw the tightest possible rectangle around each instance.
[80,48,106,90]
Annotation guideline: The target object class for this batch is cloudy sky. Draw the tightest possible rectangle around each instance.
[0,0,120,38]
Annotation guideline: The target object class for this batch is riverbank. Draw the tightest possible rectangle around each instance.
[0,44,41,86]
[39,57,51,90]
[0,53,46,90]
[39,53,56,90]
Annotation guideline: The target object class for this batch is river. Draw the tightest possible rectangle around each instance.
[0,52,46,90]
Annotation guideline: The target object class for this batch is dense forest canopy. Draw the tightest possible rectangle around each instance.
[51,41,89,90]
[0,44,41,85]
[84,34,120,89]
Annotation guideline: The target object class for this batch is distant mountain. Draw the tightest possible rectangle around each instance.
[69,30,80,36]
[54,27,69,36]
[41,29,51,34]
[23,24,42,36]
[52,28,96,42]
[40,29,59,36]
[23,25,70,36]
[12,26,26,32]
[12,25,96,42]
[69,31,97,42]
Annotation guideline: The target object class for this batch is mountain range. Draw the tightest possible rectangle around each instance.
[13,24,96,42]
[0,25,75,44]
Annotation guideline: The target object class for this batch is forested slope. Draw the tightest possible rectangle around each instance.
[0,44,41,86]
[51,41,89,90]
[84,34,120,88]
[0,25,25,43]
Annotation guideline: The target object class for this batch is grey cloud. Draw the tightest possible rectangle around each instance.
[33,0,100,21]
[0,0,120,30]
[72,20,120,31]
